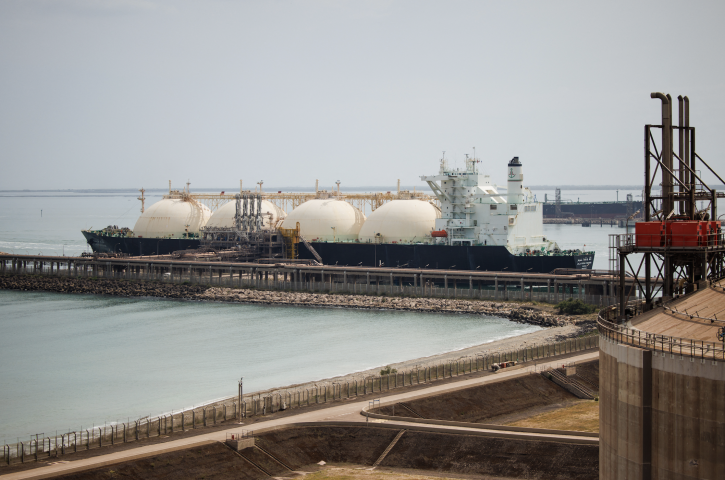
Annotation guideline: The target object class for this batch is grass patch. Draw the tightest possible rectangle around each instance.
[555,298,598,315]
[304,467,468,480]
[506,400,600,433]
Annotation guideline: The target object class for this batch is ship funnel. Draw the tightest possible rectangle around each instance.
[507,156,524,205]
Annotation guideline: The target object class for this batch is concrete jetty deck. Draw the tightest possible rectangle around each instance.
[1,253,656,305]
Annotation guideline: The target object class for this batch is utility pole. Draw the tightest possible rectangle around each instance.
[238,377,244,420]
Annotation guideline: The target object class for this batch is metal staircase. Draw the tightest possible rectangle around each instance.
[372,429,406,467]
[299,235,323,264]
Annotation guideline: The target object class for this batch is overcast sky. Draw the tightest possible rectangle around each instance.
[1,0,723,191]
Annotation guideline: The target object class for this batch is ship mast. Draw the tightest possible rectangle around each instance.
[137,188,146,213]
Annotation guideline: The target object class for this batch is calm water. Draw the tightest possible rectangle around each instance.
[0,289,539,444]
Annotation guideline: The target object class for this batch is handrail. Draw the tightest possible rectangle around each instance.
[597,305,725,361]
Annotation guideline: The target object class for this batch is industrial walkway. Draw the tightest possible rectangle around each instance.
[0,351,598,480]
[631,281,725,342]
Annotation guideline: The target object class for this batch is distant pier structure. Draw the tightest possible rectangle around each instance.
[600,93,725,479]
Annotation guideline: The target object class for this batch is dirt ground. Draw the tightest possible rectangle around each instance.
[374,359,600,427]
[307,465,520,480]
[54,426,598,480]
[54,442,264,480]
[375,373,579,424]
[507,400,600,433]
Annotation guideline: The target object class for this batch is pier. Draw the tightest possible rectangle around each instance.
[1,253,652,305]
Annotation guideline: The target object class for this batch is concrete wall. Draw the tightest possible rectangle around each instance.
[600,336,725,480]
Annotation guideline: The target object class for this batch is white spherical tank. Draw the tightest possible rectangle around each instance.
[358,200,440,243]
[133,198,211,238]
[206,199,286,229]
[281,199,365,241]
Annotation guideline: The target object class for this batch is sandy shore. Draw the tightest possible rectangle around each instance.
[192,320,596,411]
[307,321,594,387]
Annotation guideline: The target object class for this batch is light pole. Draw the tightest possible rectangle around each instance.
[238,377,243,420]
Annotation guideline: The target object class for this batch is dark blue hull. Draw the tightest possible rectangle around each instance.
[82,232,594,273]
[301,242,594,273]
[82,231,200,256]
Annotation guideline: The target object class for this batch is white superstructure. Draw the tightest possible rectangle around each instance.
[421,155,556,254]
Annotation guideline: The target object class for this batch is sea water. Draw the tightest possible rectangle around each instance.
[0,289,539,444]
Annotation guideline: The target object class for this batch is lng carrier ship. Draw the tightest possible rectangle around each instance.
[82,155,594,272]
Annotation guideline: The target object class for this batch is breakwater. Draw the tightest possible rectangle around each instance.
[199,287,574,327]
[0,274,575,327]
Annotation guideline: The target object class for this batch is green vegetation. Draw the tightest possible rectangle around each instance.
[555,299,598,315]
[380,365,398,376]
[578,329,599,338]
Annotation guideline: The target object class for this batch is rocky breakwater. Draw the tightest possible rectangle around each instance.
[0,274,575,327]
[0,274,210,300]
[199,287,574,327]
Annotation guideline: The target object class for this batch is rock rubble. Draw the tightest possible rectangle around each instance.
[199,287,573,327]
[0,274,574,327]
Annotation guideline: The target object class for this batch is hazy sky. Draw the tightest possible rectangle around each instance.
[1,0,724,191]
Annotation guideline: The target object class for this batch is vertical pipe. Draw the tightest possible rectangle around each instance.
[684,97,693,218]
[667,93,674,214]
[678,95,685,215]
[651,93,672,216]
[619,253,627,321]
[644,125,651,222]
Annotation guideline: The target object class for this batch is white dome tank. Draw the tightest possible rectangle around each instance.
[358,200,440,243]
[206,199,286,229]
[133,197,211,238]
[281,199,365,241]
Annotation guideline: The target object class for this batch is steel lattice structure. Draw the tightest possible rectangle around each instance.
[613,93,725,320]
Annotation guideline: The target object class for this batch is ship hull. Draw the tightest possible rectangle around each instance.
[82,233,594,273]
[81,231,201,256]
[301,242,594,273]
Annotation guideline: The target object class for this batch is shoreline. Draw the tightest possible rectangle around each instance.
[0,273,581,328]
[179,320,596,415]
